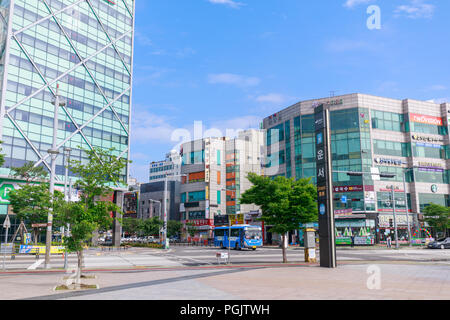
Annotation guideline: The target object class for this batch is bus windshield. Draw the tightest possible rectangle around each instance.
[245,228,262,240]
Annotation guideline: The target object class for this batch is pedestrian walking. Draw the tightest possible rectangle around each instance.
[351,234,355,248]
[387,235,392,248]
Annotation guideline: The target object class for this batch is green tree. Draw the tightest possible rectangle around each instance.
[0,140,4,167]
[241,173,318,263]
[168,220,183,238]
[8,162,64,244]
[9,183,64,244]
[141,217,163,237]
[55,147,129,282]
[121,217,142,237]
[423,203,450,238]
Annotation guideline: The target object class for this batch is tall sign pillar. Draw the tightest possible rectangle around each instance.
[314,104,337,268]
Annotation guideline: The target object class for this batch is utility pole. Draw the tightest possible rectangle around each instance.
[45,84,65,269]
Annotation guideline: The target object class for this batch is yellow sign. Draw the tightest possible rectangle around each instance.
[19,245,65,254]
[229,214,244,225]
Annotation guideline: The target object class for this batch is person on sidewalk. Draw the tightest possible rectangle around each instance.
[351,234,355,248]
[387,235,392,248]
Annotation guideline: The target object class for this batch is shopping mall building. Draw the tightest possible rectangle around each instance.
[263,93,449,245]
[0,0,135,240]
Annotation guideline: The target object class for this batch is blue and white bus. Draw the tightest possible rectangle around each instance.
[214,225,263,250]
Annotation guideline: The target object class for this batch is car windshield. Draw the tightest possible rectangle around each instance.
[245,228,261,240]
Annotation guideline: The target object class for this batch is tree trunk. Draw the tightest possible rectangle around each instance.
[282,234,288,263]
[76,250,83,287]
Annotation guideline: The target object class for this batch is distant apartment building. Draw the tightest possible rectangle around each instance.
[263,93,450,244]
[149,150,181,182]
[180,130,265,240]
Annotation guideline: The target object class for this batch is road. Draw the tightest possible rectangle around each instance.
[1,245,449,271]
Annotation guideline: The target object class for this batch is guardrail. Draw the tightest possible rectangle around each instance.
[170,240,216,247]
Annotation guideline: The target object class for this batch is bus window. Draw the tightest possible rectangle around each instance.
[231,229,240,237]
[245,228,262,240]
[215,229,224,237]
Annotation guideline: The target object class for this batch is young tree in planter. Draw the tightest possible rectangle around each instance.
[241,173,318,263]
[55,147,129,284]
[423,203,450,238]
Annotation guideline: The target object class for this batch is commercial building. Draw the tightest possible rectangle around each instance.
[149,150,181,182]
[263,93,449,244]
[0,0,135,240]
[180,130,265,240]
[139,180,180,222]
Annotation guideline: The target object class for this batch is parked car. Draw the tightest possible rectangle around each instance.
[427,237,450,249]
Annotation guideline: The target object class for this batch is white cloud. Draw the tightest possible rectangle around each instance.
[427,85,447,91]
[208,73,261,87]
[255,93,290,104]
[395,0,435,19]
[326,39,373,52]
[130,109,177,144]
[207,0,243,9]
[343,0,374,9]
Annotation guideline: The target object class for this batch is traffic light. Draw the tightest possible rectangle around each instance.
[389,219,393,228]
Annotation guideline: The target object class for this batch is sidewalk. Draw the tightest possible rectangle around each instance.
[1,262,449,300]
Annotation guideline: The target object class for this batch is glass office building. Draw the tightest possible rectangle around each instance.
[263,93,450,244]
[0,0,135,228]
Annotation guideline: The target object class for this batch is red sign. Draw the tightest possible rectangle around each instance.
[187,219,214,227]
[410,113,443,126]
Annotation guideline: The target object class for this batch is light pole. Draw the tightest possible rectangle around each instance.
[63,147,71,270]
[163,174,186,249]
[44,84,65,269]
[390,185,400,249]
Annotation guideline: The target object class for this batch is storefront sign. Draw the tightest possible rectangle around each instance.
[416,142,442,149]
[374,158,405,166]
[417,162,444,173]
[333,185,364,193]
[411,134,444,143]
[378,215,413,227]
[188,219,214,227]
[410,113,443,126]
[334,208,353,216]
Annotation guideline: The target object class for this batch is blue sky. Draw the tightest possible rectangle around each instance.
[129,0,450,182]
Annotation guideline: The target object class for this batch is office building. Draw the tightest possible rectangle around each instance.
[0,0,135,238]
[263,93,449,244]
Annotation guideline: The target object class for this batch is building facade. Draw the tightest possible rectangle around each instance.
[180,130,265,240]
[263,93,449,244]
[139,181,180,222]
[149,150,181,182]
[0,0,135,239]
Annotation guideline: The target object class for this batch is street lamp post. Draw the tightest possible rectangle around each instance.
[149,199,162,240]
[44,84,65,269]
[63,147,72,270]
[390,185,400,249]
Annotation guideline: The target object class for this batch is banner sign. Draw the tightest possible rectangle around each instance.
[19,245,65,254]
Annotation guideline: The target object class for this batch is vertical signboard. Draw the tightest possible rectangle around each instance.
[314,105,337,268]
